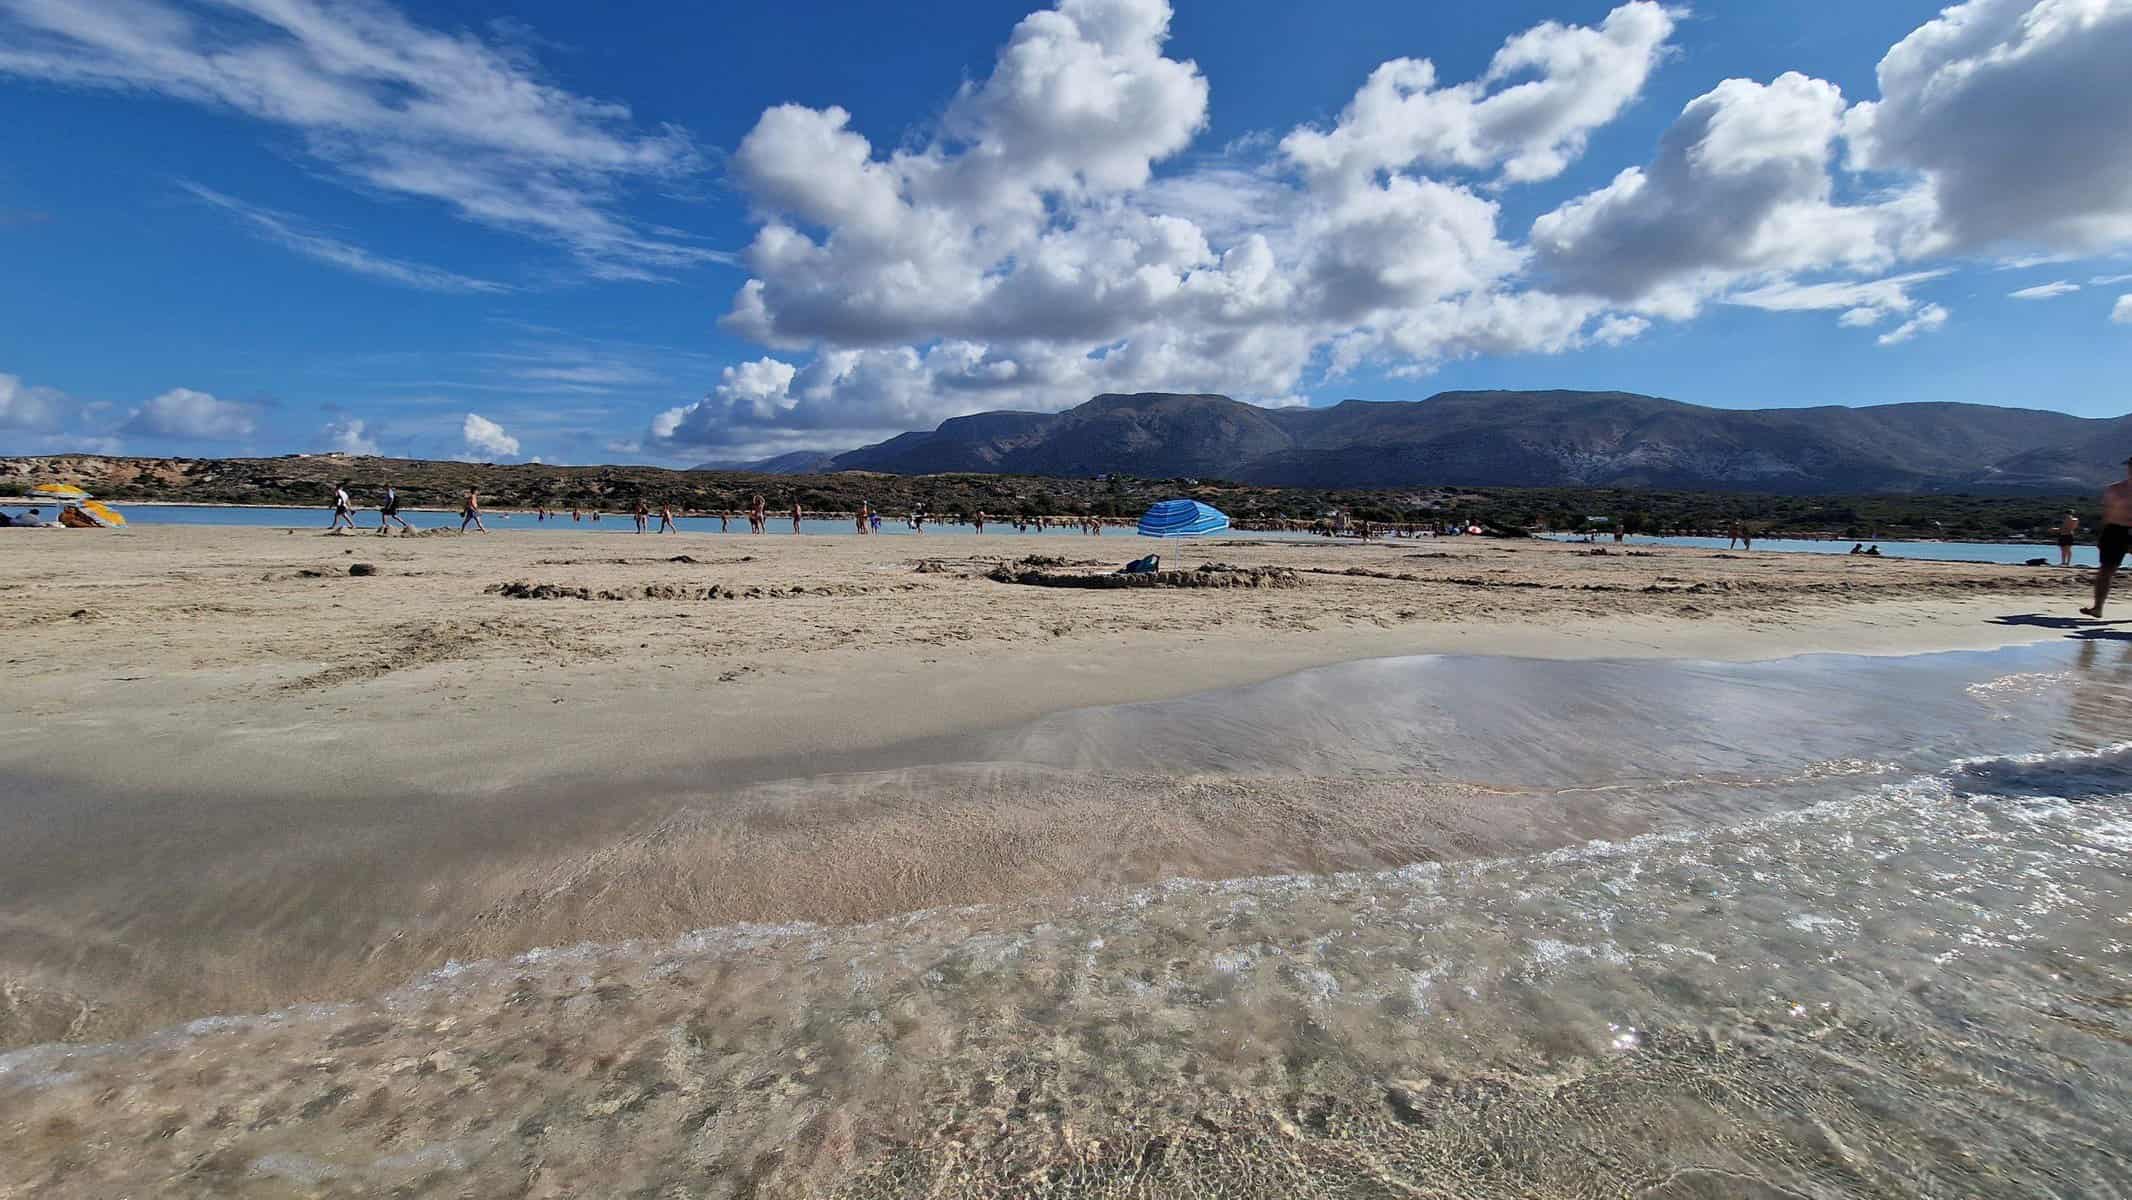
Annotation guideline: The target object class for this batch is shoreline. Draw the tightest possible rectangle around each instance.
[0,496,2092,547]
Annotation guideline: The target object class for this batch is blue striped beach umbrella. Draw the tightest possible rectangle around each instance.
[1137,498,1231,537]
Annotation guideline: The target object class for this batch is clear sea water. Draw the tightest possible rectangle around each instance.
[4,640,2130,1195]
[1549,531,2092,566]
[6,502,2080,562]
[10,502,1325,540]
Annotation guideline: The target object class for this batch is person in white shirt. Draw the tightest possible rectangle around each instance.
[329,482,360,531]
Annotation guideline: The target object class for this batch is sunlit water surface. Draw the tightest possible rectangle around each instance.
[4,639,2130,1197]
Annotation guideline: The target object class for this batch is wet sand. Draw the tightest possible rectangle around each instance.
[1,527,2123,1197]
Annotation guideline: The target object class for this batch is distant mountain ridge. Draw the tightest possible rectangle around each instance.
[822,390,2132,494]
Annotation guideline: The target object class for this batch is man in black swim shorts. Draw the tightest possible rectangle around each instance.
[2081,458,2132,617]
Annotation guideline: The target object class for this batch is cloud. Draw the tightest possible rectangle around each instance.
[123,387,257,439]
[320,416,380,455]
[2095,272,2132,285]
[2007,280,2079,299]
[461,412,520,457]
[698,0,1668,453]
[1727,269,1948,328]
[1280,1,1677,190]
[1530,72,1900,317]
[182,183,511,293]
[2114,295,2132,325]
[0,371,67,430]
[0,0,721,279]
[1877,302,1949,345]
[1843,0,2132,256]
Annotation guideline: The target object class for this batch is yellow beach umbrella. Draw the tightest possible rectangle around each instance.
[78,500,127,527]
[31,483,89,500]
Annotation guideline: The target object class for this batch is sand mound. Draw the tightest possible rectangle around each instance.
[988,560,1302,589]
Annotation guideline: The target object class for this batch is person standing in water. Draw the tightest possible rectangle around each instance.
[2082,459,2132,617]
[719,509,730,532]
[750,494,766,534]
[329,481,360,531]
[2060,510,2081,568]
[855,502,869,534]
[791,501,803,534]
[633,499,649,534]
[460,488,487,532]
[378,484,413,534]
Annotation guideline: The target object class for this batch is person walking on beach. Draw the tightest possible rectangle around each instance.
[719,509,730,532]
[792,502,803,534]
[633,499,649,534]
[2060,511,2080,567]
[460,487,487,533]
[855,503,869,534]
[329,482,359,531]
[973,510,986,533]
[2081,459,2132,617]
[750,494,766,534]
[657,502,677,534]
[378,484,413,534]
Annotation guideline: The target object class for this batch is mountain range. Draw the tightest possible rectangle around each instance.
[705,390,2132,494]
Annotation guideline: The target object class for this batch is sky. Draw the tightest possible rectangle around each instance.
[2,0,2130,466]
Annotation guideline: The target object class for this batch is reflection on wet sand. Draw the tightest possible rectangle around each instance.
[4,642,2132,1196]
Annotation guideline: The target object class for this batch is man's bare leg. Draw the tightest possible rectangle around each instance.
[2083,566,2115,617]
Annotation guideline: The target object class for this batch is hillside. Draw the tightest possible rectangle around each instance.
[831,390,2129,494]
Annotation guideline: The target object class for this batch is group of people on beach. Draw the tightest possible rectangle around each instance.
[330,481,485,533]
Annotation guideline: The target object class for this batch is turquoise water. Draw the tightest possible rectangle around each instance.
[34,503,1324,540]
[1549,531,2092,566]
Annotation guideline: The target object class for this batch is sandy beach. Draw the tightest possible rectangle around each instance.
[2,524,2122,1198]
[0,524,2086,798]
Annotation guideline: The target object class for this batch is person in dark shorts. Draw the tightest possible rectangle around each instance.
[2059,511,2080,567]
[2081,459,2132,617]
[379,484,413,533]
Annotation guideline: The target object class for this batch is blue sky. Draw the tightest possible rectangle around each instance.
[2,0,2129,465]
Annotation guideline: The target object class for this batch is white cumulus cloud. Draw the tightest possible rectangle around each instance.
[2113,295,2132,325]
[1843,0,2132,256]
[461,412,520,458]
[1280,1,1676,190]
[321,417,381,455]
[1530,72,1899,317]
[0,371,67,431]
[123,388,257,439]
[685,0,1674,454]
